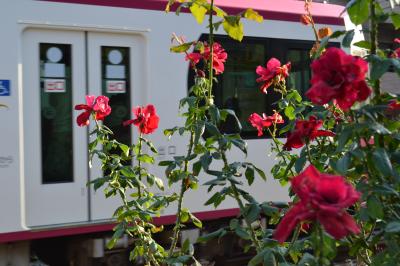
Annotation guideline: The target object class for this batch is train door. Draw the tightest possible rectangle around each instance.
[23,29,88,227]
[23,29,144,226]
[87,32,145,220]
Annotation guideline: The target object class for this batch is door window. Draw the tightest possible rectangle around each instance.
[40,43,73,183]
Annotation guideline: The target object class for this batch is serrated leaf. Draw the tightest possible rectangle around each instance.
[391,12,400,29]
[245,167,255,185]
[190,2,207,24]
[223,16,244,42]
[367,196,384,219]
[197,228,226,243]
[253,165,267,181]
[190,213,203,228]
[386,221,400,233]
[372,148,393,177]
[284,106,295,120]
[347,0,370,25]
[342,30,355,47]
[370,56,391,81]
[353,40,371,49]
[137,154,155,164]
[170,42,193,53]
[243,8,263,23]
[336,153,351,175]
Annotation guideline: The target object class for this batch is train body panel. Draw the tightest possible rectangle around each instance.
[0,0,350,246]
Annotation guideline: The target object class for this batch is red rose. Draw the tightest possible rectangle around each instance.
[123,104,160,134]
[306,47,371,111]
[283,116,335,150]
[185,42,227,75]
[75,95,112,127]
[248,111,284,136]
[256,58,291,93]
[203,42,228,75]
[274,165,361,243]
[93,95,111,121]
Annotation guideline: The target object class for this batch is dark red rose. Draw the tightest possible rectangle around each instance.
[274,165,360,243]
[306,47,371,111]
[75,95,111,127]
[248,111,284,136]
[283,116,335,150]
[123,104,160,134]
[256,58,291,93]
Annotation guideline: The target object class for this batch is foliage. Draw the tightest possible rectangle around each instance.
[77,0,400,265]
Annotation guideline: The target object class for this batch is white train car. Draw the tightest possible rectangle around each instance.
[0,0,350,264]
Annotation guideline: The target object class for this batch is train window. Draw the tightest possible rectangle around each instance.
[188,35,339,139]
[101,46,131,145]
[40,43,73,183]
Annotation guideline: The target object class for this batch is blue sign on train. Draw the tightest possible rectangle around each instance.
[0,80,10,96]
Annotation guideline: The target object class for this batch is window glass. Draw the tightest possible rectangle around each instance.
[101,47,131,145]
[189,35,326,138]
[40,43,73,183]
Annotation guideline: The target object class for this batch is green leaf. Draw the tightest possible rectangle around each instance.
[347,0,370,25]
[245,167,255,185]
[353,40,371,49]
[337,125,353,151]
[295,155,307,173]
[263,250,277,266]
[243,8,263,23]
[170,42,193,53]
[370,56,391,81]
[248,250,265,266]
[190,213,203,228]
[367,196,384,219]
[243,203,261,223]
[120,166,135,178]
[235,227,250,240]
[386,221,400,233]
[253,165,267,181]
[137,154,155,164]
[119,144,130,157]
[189,2,207,24]
[197,228,226,243]
[180,208,190,223]
[140,137,158,153]
[154,176,164,191]
[222,16,244,41]
[373,148,393,177]
[231,138,247,155]
[284,106,295,120]
[391,12,400,29]
[209,104,220,123]
[342,30,355,47]
[336,153,351,175]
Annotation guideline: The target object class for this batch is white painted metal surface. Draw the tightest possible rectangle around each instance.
[0,0,347,235]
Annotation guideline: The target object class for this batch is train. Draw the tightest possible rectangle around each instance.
[0,0,358,265]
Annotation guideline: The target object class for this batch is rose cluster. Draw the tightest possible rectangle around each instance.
[186,42,227,75]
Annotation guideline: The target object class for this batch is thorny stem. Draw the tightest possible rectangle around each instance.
[370,0,381,100]
[267,128,296,178]
[285,225,301,256]
[168,131,195,257]
[207,0,214,103]
[137,133,143,198]
[305,0,320,43]
[221,152,262,252]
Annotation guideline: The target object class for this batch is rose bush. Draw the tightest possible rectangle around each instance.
[77,0,400,265]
